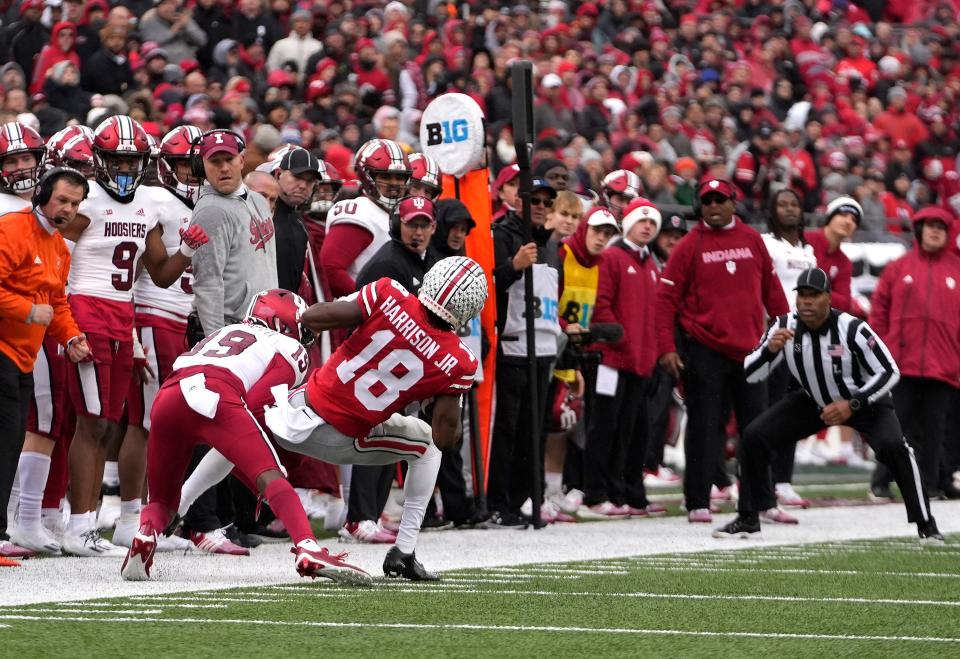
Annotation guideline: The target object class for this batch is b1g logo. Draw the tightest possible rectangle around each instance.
[425,119,469,146]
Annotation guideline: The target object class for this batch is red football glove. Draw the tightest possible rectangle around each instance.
[179,225,209,257]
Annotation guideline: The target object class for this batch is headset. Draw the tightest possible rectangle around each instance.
[33,166,90,208]
[189,129,247,181]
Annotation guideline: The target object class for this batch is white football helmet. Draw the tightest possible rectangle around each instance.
[418,256,488,330]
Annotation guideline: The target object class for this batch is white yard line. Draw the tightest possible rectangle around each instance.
[0,615,957,644]
[2,500,957,607]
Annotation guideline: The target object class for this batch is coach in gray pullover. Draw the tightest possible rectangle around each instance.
[189,130,278,333]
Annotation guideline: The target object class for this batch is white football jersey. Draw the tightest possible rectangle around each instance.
[762,233,818,311]
[133,188,193,320]
[173,322,309,392]
[0,192,30,215]
[69,183,163,302]
[326,195,390,280]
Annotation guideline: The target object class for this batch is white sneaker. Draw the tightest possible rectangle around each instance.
[62,528,127,557]
[775,482,811,509]
[111,515,139,548]
[10,525,61,555]
[157,533,192,553]
[96,495,121,530]
[559,488,584,515]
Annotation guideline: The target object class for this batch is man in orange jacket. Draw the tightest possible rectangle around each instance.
[0,167,91,559]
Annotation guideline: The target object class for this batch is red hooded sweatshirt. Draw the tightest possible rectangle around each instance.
[869,242,960,386]
[31,21,81,95]
[656,218,788,362]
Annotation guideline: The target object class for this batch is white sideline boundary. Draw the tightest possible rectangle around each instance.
[2,501,958,607]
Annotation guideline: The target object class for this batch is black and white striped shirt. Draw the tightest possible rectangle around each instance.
[744,309,900,409]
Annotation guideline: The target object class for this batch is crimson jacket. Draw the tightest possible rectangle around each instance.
[592,238,659,377]
[805,230,866,318]
[656,218,788,362]
[868,245,960,387]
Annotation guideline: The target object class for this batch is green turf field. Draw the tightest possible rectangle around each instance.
[2,534,957,658]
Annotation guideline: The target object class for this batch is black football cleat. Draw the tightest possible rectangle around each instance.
[712,516,761,539]
[918,518,945,545]
[383,546,440,581]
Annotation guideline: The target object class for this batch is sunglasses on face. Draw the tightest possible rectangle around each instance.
[530,197,554,208]
[701,193,729,206]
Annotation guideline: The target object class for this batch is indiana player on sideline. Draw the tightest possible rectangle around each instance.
[112,125,203,552]
[320,138,411,297]
[0,121,46,213]
[58,116,209,557]
[121,289,371,584]
[178,256,486,580]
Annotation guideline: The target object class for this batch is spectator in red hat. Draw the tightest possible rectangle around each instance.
[5,0,49,82]
[656,177,788,524]
[836,35,877,90]
[30,21,79,95]
[352,37,391,97]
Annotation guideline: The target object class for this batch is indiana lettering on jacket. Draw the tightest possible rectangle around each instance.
[700,246,754,264]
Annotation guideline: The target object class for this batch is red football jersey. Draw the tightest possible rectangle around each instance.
[307,278,477,438]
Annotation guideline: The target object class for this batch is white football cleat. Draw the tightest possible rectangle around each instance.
[96,494,121,530]
[9,525,60,555]
[62,528,126,557]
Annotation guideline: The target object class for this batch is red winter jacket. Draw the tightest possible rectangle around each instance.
[592,239,659,377]
[869,245,960,387]
[804,229,866,318]
[656,218,789,362]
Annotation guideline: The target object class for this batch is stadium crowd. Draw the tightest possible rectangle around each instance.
[1,0,959,570]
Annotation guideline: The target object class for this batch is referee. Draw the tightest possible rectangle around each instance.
[714,268,943,544]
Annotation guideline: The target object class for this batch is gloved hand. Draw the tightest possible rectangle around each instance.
[179,225,210,257]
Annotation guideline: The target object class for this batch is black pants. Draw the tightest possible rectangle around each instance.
[872,377,951,496]
[767,361,796,484]
[0,353,32,540]
[681,338,767,511]
[487,360,552,514]
[739,391,932,524]
[583,371,650,507]
[644,367,674,471]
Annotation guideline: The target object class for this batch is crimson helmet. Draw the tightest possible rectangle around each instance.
[354,138,411,211]
[408,152,442,200]
[45,125,94,168]
[601,169,642,219]
[58,133,96,179]
[309,160,343,216]
[158,125,203,202]
[0,122,45,194]
[92,115,152,198]
[244,289,314,346]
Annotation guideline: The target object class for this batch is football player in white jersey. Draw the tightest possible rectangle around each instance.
[111,125,204,551]
[0,122,45,214]
[320,138,411,297]
[121,289,371,584]
[58,115,209,557]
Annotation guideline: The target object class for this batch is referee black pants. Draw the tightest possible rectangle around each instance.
[681,338,767,511]
[738,390,932,524]
[0,353,32,540]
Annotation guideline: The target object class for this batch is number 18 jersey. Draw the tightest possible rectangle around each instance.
[307,278,478,438]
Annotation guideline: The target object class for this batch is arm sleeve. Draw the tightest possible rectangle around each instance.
[654,241,691,356]
[0,221,32,322]
[852,323,900,404]
[743,316,787,383]
[189,206,232,333]
[320,223,373,297]
[47,249,81,346]
[867,264,894,340]
[492,230,522,297]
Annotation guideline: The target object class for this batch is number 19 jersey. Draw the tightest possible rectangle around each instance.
[307,278,478,438]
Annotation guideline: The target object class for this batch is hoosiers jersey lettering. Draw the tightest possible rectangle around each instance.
[133,189,193,320]
[307,278,477,438]
[69,183,163,303]
[173,322,309,393]
[326,195,390,280]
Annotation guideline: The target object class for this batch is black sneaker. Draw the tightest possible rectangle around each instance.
[476,511,529,530]
[243,523,290,544]
[383,546,440,581]
[453,511,490,529]
[712,516,761,539]
[869,485,895,502]
[918,518,945,545]
[420,514,454,532]
[224,524,262,549]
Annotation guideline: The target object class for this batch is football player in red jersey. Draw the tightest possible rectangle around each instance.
[121,289,371,584]
[180,256,487,580]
